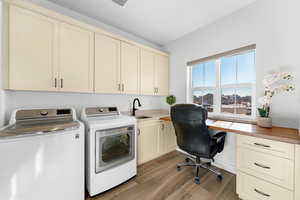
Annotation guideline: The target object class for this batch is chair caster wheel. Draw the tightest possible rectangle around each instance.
[194,177,200,184]
[177,166,181,171]
[185,158,190,163]
[217,175,223,181]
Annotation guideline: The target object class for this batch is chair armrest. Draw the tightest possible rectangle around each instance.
[211,131,227,153]
[211,131,226,143]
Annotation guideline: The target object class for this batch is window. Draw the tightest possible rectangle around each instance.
[188,49,256,119]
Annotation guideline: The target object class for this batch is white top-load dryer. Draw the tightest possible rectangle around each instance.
[0,108,85,200]
[81,107,137,196]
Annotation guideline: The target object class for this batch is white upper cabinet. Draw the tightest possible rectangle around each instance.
[9,5,57,91]
[121,42,139,94]
[58,23,94,93]
[155,54,169,96]
[6,1,168,95]
[8,5,94,93]
[94,34,121,94]
[140,49,155,95]
[140,49,170,96]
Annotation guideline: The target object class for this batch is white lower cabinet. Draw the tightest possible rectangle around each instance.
[236,134,296,200]
[159,121,177,155]
[137,120,160,165]
[137,120,176,165]
[237,172,293,200]
[237,147,294,190]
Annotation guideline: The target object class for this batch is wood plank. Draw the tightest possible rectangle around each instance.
[87,151,238,200]
[161,117,300,144]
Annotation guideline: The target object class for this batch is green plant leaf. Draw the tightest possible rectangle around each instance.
[166,95,176,105]
[258,108,267,117]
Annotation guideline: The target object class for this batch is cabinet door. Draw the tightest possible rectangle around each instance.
[296,145,300,200]
[138,122,160,165]
[9,5,57,91]
[95,34,121,94]
[121,42,139,94]
[155,54,169,96]
[58,23,94,93]
[163,122,177,153]
[159,122,177,155]
[140,49,155,95]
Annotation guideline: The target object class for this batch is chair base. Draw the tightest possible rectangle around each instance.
[176,156,223,184]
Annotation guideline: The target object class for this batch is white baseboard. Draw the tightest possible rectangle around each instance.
[176,147,236,174]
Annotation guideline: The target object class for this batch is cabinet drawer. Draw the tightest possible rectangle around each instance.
[237,172,293,200]
[237,147,294,190]
[237,135,294,160]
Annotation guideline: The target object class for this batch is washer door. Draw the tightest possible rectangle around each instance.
[95,126,135,173]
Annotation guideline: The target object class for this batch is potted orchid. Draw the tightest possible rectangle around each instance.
[257,72,295,127]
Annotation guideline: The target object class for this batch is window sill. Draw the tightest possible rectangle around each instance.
[208,114,257,125]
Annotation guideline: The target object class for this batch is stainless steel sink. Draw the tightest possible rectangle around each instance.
[135,116,151,119]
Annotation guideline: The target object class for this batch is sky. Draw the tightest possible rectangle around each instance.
[192,51,255,97]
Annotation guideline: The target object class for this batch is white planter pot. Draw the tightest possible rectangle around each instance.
[257,117,272,128]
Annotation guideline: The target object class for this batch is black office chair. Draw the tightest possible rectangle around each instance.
[171,104,227,184]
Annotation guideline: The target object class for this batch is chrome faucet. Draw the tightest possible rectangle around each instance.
[132,98,142,116]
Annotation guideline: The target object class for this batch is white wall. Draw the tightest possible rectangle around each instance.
[165,0,300,172]
[28,0,163,50]
[5,91,167,121]
[166,0,300,129]
[0,0,168,124]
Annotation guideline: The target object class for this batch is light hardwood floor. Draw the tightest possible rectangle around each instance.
[86,151,239,200]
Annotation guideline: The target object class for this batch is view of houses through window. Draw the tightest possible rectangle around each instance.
[190,50,255,118]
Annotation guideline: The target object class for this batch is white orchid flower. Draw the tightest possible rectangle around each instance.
[258,71,295,117]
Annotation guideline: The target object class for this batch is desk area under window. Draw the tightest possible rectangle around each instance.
[160,116,300,144]
[161,115,300,200]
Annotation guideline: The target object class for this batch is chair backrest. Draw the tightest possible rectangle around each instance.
[171,104,211,157]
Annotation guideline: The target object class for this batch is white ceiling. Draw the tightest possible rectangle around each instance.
[47,0,257,46]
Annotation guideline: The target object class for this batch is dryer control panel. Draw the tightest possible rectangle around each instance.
[85,107,119,117]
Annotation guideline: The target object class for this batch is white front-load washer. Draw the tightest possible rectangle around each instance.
[81,107,137,196]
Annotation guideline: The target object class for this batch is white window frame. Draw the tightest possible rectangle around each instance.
[187,50,256,121]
